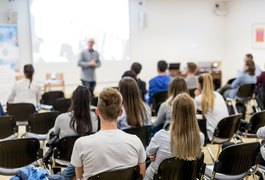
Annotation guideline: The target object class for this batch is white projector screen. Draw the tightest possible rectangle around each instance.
[30,0,130,63]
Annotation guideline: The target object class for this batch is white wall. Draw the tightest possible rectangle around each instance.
[1,0,265,94]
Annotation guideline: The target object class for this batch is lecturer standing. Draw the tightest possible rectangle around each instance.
[78,39,101,96]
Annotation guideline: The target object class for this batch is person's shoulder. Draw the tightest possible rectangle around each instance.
[56,112,71,121]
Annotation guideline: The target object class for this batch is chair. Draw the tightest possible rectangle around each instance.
[151,91,168,116]
[0,116,18,140]
[244,110,265,138]
[88,166,141,180]
[123,126,151,148]
[0,138,41,175]
[40,91,65,106]
[6,103,36,125]
[26,112,60,140]
[52,98,71,114]
[226,84,255,115]
[204,142,260,180]
[207,114,242,160]
[153,153,205,180]
[44,73,65,92]
[91,96,98,107]
[189,88,196,98]
[53,136,80,165]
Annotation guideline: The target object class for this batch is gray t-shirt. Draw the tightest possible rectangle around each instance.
[153,101,172,128]
[71,129,146,179]
[53,111,98,139]
[185,76,198,90]
[144,129,204,180]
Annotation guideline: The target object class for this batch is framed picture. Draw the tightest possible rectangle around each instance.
[252,23,265,49]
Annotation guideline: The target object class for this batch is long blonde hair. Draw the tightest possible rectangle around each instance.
[170,93,201,160]
[166,77,188,106]
[198,73,215,115]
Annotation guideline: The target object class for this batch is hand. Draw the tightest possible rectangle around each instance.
[149,154,156,161]
[88,60,97,68]
[194,89,201,97]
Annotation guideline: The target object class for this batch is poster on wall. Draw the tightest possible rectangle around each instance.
[0,25,19,104]
[252,23,265,49]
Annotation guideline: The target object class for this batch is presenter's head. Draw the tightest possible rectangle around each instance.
[88,38,95,49]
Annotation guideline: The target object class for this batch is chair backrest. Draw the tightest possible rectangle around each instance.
[27,112,60,134]
[248,110,265,133]
[151,91,168,115]
[6,103,36,122]
[53,136,80,162]
[154,153,205,180]
[88,166,141,180]
[0,138,41,168]
[188,88,196,98]
[123,126,151,148]
[236,84,255,99]
[215,142,260,175]
[212,114,241,144]
[41,91,65,106]
[256,84,265,110]
[52,98,71,114]
[91,96,98,107]
[0,116,17,139]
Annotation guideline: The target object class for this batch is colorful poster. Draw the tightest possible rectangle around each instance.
[252,24,265,49]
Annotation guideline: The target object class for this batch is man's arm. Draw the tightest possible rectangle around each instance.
[95,52,101,68]
[75,166,84,179]
[78,52,89,68]
[138,162,146,177]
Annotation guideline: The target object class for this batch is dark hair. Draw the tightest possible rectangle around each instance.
[157,60,168,72]
[187,62,197,74]
[24,64,34,88]
[122,70,137,82]
[246,53,253,61]
[245,59,255,76]
[119,77,147,128]
[69,86,93,136]
[131,62,142,75]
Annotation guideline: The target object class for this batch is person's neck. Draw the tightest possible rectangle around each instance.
[158,71,166,76]
[100,119,118,130]
[186,72,195,77]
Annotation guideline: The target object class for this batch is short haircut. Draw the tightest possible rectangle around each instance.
[187,62,197,73]
[122,70,137,82]
[131,62,142,75]
[157,60,168,72]
[246,53,253,61]
[97,88,122,121]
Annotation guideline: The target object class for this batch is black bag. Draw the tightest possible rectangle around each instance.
[43,132,60,166]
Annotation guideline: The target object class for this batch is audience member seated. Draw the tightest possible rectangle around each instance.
[185,62,198,90]
[148,60,171,104]
[7,64,41,107]
[144,93,204,180]
[131,62,147,101]
[244,53,262,76]
[49,85,98,180]
[256,71,265,92]
[153,77,188,130]
[195,73,228,141]
[257,127,265,160]
[223,59,257,99]
[71,88,146,179]
[121,70,137,81]
[118,77,151,129]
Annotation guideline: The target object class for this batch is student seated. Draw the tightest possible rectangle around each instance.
[71,88,146,179]
[256,71,265,92]
[144,93,204,180]
[148,60,171,104]
[185,62,198,90]
[223,59,257,99]
[153,77,188,130]
[118,77,151,129]
[244,53,262,76]
[8,64,41,107]
[195,73,228,141]
[131,62,147,101]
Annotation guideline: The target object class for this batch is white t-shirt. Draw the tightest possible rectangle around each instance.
[71,129,146,179]
[195,92,229,140]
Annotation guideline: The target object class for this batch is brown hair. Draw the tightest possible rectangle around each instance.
[198,73,214,115]
[245,59,255,76]
[97,88,122,121]
[119,77,147,127]
[187,62,197,74]
[245,53,253,61]
[24,64,34,88]
[167,77,188,106]
[170,93,201,160]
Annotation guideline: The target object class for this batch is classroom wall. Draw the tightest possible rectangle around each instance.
[0,0,265,94]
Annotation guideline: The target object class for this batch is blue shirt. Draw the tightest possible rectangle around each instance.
[148,75,171,104]
[229,71,257,98]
